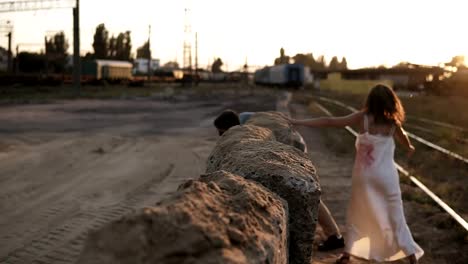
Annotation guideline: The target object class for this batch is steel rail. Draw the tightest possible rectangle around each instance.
[313,95,468,164]
[313,101,468,232]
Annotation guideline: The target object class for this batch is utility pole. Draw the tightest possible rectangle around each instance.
[44,35,48,75]
[147,25,151,83]
[194,32,198,85]
[15,45,18,74]
[0,1,78,81]
[183,7,192,86]
[7,31,12,73]
[0,20,13,73]
[72,0,80,94]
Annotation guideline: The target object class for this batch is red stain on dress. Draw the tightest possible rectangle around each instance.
[358,143,375,166]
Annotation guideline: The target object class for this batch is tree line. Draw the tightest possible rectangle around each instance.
[14,23,167,73]
[274,47,348,71]
[88,24,132,61]
[9,27,467,76]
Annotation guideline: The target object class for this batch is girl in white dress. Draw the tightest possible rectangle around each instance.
[289,84,424,263]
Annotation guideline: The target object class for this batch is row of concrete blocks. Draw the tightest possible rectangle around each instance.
[77,112,321,264]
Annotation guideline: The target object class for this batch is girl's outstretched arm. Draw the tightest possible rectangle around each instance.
[394,125,416,157]
[289,111,364,128]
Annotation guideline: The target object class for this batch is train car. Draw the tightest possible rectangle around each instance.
[254,67,270,85]
[196,70,211,82]
[210,72,228,82]
[82,59,133,83]
[254,63,313,88]
[152,69,181,82]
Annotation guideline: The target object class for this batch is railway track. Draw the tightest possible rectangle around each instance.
[406,116,467,132]
[310,98,468,232]
[313,95,468,165]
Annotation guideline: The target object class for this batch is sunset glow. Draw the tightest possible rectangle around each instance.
[2,0,467,70]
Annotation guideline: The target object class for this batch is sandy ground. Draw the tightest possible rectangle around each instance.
[0,91,275,264]
[2,88,464,264]
[288,102,361,264]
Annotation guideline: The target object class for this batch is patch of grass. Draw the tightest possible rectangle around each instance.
[401,185,433,205]
[0,84,171,103]
[309,89,468,131]
[0,83,272,104]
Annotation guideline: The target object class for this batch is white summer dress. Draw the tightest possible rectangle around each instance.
[345,115,424,261]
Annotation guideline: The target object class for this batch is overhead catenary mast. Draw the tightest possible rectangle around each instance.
[147,25,151,82]
[194,32,198,85]
[0,20,13,73]
[183,7,192,84]
[0,0,80,94]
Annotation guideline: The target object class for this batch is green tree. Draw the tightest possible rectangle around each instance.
[18,52,46,73]
[122,31,132,61]
[115,33,125,60]
[114,32,132,61]
[315,55,326,71]
[274,47,290,65]
[108,35,117,59]
[163,61,179,69]
[446,55,465,68]
[340,57,348,70]
[92,24,108,59]
[45,31,69,73]
[211,58,223,73]
[45,32,68,55]
[293,53,315,68]
[328,56,340,71]
[136,41,150,59]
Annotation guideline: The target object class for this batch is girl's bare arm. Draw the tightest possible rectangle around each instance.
[289,111,364,128]
[394,125,415,157]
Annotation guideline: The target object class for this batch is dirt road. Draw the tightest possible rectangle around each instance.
[0,91,276,264]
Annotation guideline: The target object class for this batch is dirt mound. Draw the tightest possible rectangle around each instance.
[76,170,288,264]
[246,111,305,151]
[207,137,320,264]
[208,125,275,171]
[222,123,276,142]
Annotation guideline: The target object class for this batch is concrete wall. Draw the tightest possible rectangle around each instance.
[77,93,320,264]
[207,115,320,264]
[77,170,289,264]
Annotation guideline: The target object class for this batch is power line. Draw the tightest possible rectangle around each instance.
[147,24,151,82]
[1,0,81,94]
[183,6,192,85]
[0,0,75,13]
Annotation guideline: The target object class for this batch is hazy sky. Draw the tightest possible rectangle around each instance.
[1,0,467,70]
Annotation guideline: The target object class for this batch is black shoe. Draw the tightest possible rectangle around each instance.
[318,235,345,251]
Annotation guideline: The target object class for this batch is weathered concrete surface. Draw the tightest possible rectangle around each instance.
[223,123,276,142]
[76,170,288,264]
[246,111,306,152]
[206,124,321,264]
[208,124,276,172]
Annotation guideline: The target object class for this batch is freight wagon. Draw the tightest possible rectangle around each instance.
[82,59,133,83]
[254,63,313,88]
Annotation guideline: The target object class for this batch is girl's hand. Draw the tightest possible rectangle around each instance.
[286,117,296,125]
[407,145,415,158]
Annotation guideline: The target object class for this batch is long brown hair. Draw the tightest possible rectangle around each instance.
[364,84,405,126]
